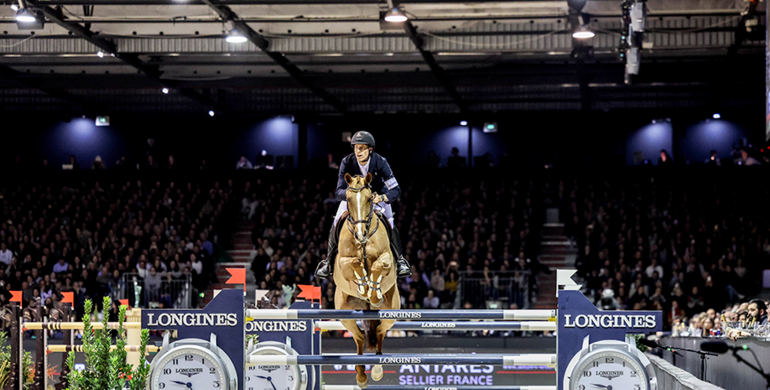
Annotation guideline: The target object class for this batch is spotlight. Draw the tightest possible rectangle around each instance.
[161,88,169,94]
[384,7,408,23]
[95,116,110,127]
[712,113,721,119]
[225,30,248,43]
[10,4,19,11]
[97,51,105,58]
[572,26,595,39]
[460,120,468,126]
[15,8,36,23]
[208,110,215,117]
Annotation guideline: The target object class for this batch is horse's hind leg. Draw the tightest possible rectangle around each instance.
[341,319,369,389]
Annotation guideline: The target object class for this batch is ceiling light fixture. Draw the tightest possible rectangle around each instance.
[15,8,36,23]
[10,4,19,11]
[384,7,408,23]
[208,110,215,117]
[97,51,105,58]
[162,88,169,94]
[572,26,595,39]
[225,30,248,43]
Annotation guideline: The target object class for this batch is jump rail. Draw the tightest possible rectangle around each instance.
[322,386,556,390]
[315,321,557,331]
[23,321,142,330]
[247,354,557,366]
[47,345,161,353]
[247,309,556,321]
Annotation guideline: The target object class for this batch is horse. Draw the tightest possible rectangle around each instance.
[333,173,400,389]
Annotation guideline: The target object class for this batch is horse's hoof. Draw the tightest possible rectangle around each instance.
[372,366,383,381]
[357,379,369,389]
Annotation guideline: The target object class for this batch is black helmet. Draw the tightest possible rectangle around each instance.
[351,131,375,149]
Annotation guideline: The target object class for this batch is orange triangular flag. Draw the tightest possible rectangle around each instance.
[297,285,321,303]
[61,292,74,305]
[225,268,246,291]
[119,299,129,308]
[10,291,22,308]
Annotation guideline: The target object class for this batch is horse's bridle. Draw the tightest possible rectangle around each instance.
[345,182,381,282]
[345,183,381,248]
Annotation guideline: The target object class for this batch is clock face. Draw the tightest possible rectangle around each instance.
[150,346,228,390]
[245,346,302,390]
[571,350,648,390]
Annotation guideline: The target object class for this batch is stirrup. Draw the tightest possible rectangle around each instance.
[316,260,332,279]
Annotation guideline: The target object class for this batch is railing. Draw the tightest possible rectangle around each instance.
[114,273,192,309]
[459,270,532,309]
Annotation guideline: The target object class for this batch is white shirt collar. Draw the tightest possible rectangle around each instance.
[357,158,370,177]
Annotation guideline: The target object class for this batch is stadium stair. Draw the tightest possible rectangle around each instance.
[201,221,257,306]
[532,222,576,309]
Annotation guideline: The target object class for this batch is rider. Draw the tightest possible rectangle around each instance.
[315,131,412,279]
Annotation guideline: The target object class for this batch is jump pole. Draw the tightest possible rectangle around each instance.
[322,386,556,390]
[248,354,557,366]
[247,309,556,321]
[315,321,556,331]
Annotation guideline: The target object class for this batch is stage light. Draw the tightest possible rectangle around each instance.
[97,51,105,58]
[712,113,721,119]
[162,88,169,94]
[15,8,36,23]
[460,120,468,126]
[10,4,19,11]
[95,116,110,127]
[572,26,595,39]
[208,110,215,117]
[225,30,248,43]
[384,7,408,23]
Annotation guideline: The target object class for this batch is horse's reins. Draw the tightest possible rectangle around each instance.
[345,182,381,282]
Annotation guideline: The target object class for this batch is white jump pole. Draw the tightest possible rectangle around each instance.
[315,320,556,331]
[247,309,556,321]
[248,354,557,367]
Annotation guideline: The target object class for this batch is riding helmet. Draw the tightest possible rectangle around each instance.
[351,131,375,149]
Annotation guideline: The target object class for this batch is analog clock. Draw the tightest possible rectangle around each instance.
[564,336,656,390]
[148,333,238,390]
[245,339,308,390]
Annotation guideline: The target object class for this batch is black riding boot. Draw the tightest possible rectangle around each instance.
[388,225,412,278]
[315,224,339,280]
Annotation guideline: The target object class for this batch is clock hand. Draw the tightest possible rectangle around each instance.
[591,384,610,389]
[256,375,269,380]
[267,376,278,390]
[170,381,188,386]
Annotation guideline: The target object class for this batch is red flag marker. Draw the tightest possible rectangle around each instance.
[226,268,247,291]
[119,299,129,309]
[61,292,74,306]
[297,285,322,304]
[10,290,22,308]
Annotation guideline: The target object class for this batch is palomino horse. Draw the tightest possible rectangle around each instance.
[333,173,400,389]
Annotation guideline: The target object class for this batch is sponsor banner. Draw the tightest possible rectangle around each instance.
[321,364,555,386]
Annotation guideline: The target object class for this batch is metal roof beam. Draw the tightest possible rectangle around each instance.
[0,64,107,113]
[27,1,225,111]
[403,21,467,112]
[199,0,347,112]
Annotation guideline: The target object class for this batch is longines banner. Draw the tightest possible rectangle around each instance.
[321,364,555,386]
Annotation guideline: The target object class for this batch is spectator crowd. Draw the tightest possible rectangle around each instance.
[0,178,237,327]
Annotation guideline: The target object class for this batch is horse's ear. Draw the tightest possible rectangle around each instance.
[345,173,353,185]
[365,172,372,185]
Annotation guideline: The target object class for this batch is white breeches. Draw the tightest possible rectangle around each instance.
[334,201,394,228]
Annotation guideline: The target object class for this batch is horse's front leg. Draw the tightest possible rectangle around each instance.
[340,256,369,299]
[367,252,392,308]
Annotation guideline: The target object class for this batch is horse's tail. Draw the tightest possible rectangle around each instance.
[363,320,379,351]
